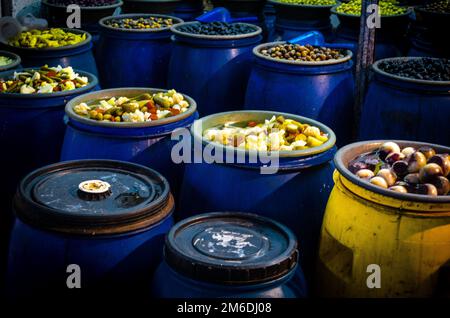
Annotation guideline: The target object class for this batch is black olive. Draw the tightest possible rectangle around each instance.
[392,160,409,177]
[404,173,420,184]
[407,152,427,173]
[378,142,400,161]
[430,176,450,195]
[418,146,436,160]
[385,152,405,165]
[428,154,450,177]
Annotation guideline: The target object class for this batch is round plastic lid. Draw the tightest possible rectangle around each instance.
[14,160,173,235]
[164,212,298,285]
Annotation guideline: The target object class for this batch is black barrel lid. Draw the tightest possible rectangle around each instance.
[164,212,298,285]
[14,160,174,235]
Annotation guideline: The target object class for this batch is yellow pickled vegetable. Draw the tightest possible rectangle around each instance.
[8,28,87,49]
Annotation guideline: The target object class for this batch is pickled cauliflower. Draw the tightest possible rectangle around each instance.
[203,115,329,151]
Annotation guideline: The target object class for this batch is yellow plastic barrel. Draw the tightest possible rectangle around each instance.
[316,140,450,298]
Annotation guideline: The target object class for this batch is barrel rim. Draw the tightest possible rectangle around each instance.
[65,87,197,128]
[335,140,450,204]
[0,68,98,99]
[99,13,184,33]
[170,21,262,40]
[372,57,450,86]
[41,0,124,10]
[253,41,353,66]
[330,5,413,18]
[1,28,92,52]
[268,0,335,9]
[164,211,299,285]
[14,159,174,235]
[191,110,336,159]
[0,50,21,71]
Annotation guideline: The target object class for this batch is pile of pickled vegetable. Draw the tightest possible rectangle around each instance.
[73,90,190,123]
[0,56,13,66]
[8,29,87,49]
[349,142,450,196]
[260,44,346,62]
[0,65,89,94]
[104,16,174,29]
[336,0,407,16]
[203,115,329,151]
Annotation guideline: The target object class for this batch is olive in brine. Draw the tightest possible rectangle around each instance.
[389,185,408,193]
[418,146,436,160]
[428,154,450,177]
[401,147,415,158]
[404,173,420,184]
[392,160,409,177]
[414,183,438,196]
[348,160,368,174]
[356,169,375,180]
[407,151,427,173]
[418,163,443,183]
[370,176,388,189]
[385,152,405,165]
[379,142,401,160]
[431,176,450,195]
[377,168,397,187]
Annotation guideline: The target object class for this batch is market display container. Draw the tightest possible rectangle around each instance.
[269,0,334,41]
[0,29,99,76]
[174,0,204,21]
[0,50,21,72]
[331,6,411,59]
[122,0,181,14]
[316,140,450,297]
[245,42,354,146]
[97,14,183,89]
[61,87,198,200]
[7,160,174,298]
[40,0,124,36]
[152,212,308,298]
[0,68,98,211]
[168,22,263,116]
[409,6,450,58]
[178,110,337,281]
[359,57,450,146]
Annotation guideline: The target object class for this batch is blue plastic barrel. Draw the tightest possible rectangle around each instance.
[7,160,174,299]
[61,88,198,201]
[178,110,337,282]
[0,70,98,281]
[0,50,21,72]
[96,14,183,89]
[40,0,124,38]
[1,29,98,76]
[331,7,412,60]
[269,1,334,41]
[245,42,354,146]
[167,22,263,116]
[174,0,204,21]
[0,68,98,211]
[152,212,307,298]
[359,57,450,146]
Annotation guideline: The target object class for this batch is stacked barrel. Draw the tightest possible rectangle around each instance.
[0,0,448,300]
